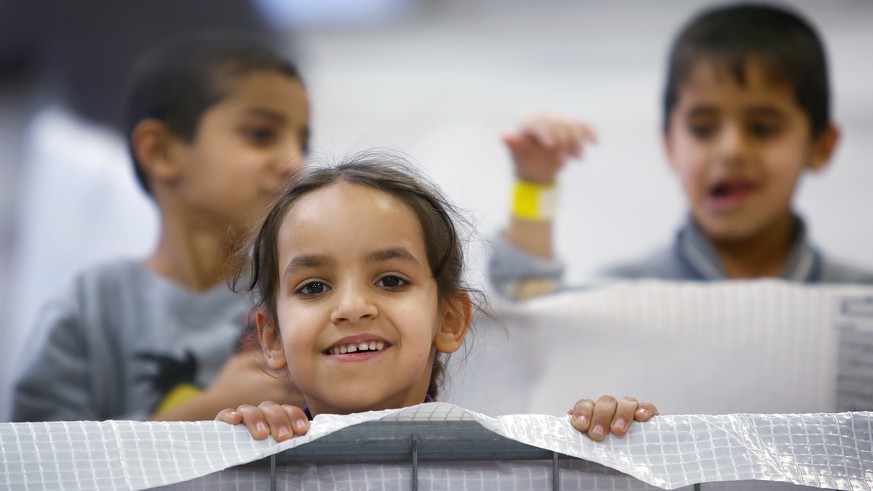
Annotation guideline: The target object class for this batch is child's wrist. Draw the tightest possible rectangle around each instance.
[512,179,558,222]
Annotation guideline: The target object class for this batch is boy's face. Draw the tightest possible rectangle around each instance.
[664,60,835,243]
[171,71,310,234]
[261,182,466,416]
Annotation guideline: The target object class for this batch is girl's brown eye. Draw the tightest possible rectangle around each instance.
[297,281,329,295]
[377,275,406,289]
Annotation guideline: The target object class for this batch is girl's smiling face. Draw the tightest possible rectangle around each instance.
[258,181,466,416]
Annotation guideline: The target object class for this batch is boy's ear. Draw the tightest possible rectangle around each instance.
[434,292,473,354]
[807,123,840,172]
[256,309,287,370]
[130,118,182,185]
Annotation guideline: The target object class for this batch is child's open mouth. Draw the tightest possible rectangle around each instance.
[707,179,755,213]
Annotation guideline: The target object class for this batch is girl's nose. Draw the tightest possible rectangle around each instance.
[330,284,378,324]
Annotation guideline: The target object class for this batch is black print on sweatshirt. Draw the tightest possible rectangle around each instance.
[137,350,199,411]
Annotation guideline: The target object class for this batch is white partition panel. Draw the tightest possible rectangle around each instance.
[449,281,873,416]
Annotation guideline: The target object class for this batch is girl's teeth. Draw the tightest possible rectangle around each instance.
[329,342,387,355]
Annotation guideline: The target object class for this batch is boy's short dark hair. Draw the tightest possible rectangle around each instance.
[663,3,830,137]
[124,31,303,195]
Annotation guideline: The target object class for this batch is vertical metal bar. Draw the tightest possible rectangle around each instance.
[552,451,560,491]
[694,484,702,491]
[270,454,277,491]
[411,434,419,491]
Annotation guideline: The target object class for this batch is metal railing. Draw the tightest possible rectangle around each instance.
[254,420,591,490]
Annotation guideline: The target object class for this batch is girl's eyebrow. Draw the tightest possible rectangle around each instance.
[367,247,421,266]
[282,248,421,280]
[283,254,332,280]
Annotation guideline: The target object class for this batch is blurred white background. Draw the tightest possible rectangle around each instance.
[1,0,871,419]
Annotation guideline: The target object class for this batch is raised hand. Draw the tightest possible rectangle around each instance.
[502,112,598,183]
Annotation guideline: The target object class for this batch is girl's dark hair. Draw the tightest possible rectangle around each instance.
[663,3,830,136]
[235,150,483,399]
[124,31,303,195]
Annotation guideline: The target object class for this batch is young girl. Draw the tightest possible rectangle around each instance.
[216,152,657,442]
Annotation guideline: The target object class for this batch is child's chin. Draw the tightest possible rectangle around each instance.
[323,394,396,415]
[696,215,762,241]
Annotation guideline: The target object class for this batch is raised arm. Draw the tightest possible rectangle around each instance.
[490,113,597,300]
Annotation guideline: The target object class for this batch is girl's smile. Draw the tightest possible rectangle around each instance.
[324,334,391,359]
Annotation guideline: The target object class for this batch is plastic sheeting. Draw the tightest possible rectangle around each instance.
[449,281,873,417]
[2,403,870,490]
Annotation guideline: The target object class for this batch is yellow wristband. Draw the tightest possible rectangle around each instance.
[512,180,558,221]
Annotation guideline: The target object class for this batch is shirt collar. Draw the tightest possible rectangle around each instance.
[676,215,820,282]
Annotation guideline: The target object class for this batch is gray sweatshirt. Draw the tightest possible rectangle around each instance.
[11,259,252,421]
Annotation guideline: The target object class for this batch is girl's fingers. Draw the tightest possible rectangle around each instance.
[635,401,659,421]
[610,396,640,437]
[258,401,296,441]
[569,398,595,433]
[216,403,310,442]
[236,404,271,440]
[282,404,310,436]
[589,395,618,442]
[215,408,242,424]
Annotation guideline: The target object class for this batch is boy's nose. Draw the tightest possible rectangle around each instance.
[330,284,378,324]
[270,139,306,179]
[716,123,749,166]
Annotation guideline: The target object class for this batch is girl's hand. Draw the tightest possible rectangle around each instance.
[502,112,598,184]
[216,401,310,442]
[569,395,658,442]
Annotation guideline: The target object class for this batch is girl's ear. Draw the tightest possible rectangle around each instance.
[130,118,182,186]
[256,309,287,370]
[807,123,839,172]
[434,292,473,354]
